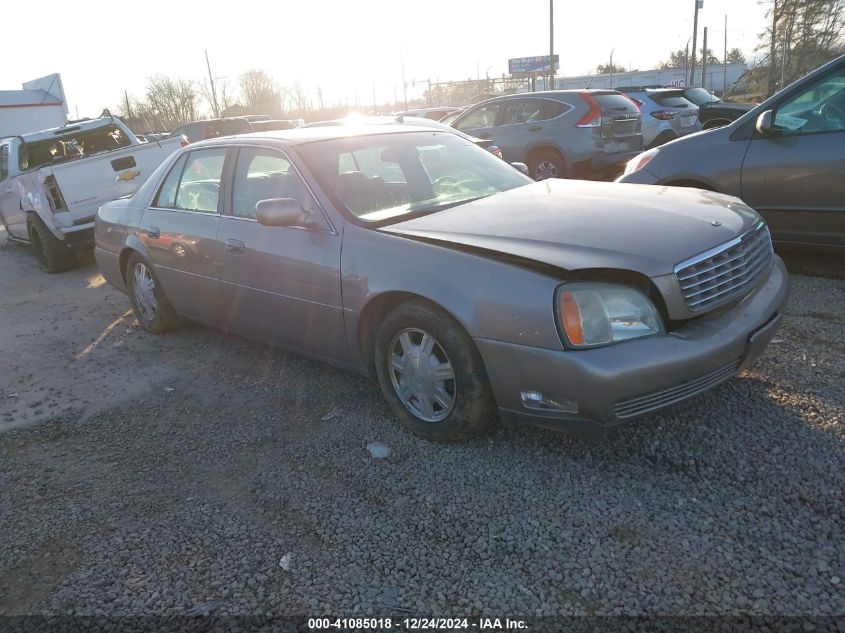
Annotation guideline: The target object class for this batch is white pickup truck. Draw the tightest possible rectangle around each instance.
[0,115,184,272]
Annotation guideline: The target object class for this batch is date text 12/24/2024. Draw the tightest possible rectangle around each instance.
[308,617,529,630]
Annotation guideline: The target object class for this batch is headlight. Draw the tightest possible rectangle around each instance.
[623,147,659,176]
[555,283,662,348]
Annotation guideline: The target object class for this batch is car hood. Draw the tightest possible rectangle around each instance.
[382,179,760,278]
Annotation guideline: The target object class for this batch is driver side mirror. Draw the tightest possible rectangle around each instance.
[511,162,530,176]
[255,198,306,227]
[755,110,776,136]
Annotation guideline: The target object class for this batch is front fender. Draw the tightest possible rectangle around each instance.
[341,223,566,367]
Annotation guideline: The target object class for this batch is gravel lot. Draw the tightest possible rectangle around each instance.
[0,230,843,627]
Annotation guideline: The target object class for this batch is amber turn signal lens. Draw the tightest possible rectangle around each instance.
[560,291,584,346]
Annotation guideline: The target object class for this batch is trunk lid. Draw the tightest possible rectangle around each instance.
[592,92,641,139]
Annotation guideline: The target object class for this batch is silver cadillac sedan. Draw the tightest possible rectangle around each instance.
[95,124,789,441]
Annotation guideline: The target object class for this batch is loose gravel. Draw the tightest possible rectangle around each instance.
[0,239,842,624]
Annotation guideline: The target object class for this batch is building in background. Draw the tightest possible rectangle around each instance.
[0,74,68,138]
[531,64,749,97]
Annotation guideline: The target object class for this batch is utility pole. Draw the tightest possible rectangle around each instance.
[723,15,728,93]
[690,0,701,86]
[701,27,709,89]
[609,49,615,89]
[400,46,408,110]
[372,82,377,114]
[549,0,555,90]
[124,90,132,120]
[205,49,219,118]
[768,0,778,96]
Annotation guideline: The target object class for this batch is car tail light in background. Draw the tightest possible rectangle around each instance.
[650,111,676,121]
[487,145,503,159]
[179,134,189,147]
[576,93,603,127]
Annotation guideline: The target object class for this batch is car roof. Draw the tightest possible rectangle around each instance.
[187,123,452,147]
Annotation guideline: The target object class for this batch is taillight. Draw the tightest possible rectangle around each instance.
[179,134,189,147]
[650,111,675,121]
[576,93,603,127]
[487,145,503,159]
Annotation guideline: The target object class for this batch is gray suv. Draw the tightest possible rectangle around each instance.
[617,87,702,148]
[448,91,642,180]
[619,54,845,250]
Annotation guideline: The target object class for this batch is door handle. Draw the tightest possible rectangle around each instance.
[529,126,543,132]
[145,226,160,239]
[225,238,245,254]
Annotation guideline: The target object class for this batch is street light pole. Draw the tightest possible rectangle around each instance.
[549,0,555,90]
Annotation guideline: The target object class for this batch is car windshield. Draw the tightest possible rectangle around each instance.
[301,131,532,224]
[684,87,721,106]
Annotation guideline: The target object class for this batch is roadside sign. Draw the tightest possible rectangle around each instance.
[508,55,559,75]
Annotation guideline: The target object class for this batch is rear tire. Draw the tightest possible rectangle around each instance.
[125,253,180,334]
[27,214,76,273]
[527,149,569,180]
[375,301,496,442]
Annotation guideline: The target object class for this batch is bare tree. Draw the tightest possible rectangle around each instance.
[659,50,689,69]
[757,0,845,95]
[142,75,199,129]
[239,70,281,116]
[726,48,747,64]
[284,81,312,115]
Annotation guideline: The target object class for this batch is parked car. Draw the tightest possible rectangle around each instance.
[250,119,297,132]
[677,87,754,129]
[304,115,505,158]
[396,106,461,121]
[96,124,787,441]
[448,90,643,180]
[616,87,701,148]
[0,116,184,271]
[619,54,845,251]
[170,118,253,144]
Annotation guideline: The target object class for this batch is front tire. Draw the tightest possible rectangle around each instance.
[27,214,76,273]
[125,254,180,333]
[374,301,496,442]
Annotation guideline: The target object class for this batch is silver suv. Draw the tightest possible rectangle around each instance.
[617,87,701,148]
[447,91,642,180]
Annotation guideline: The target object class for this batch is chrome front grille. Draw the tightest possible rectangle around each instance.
[613,359,741,419]
[675,222,773,313]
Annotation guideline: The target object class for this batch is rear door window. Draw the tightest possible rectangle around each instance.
[0,145,8,180]
[154,154,187,208]
[498,99,545,125]
[455,105,499,131]
[175,149,227,212]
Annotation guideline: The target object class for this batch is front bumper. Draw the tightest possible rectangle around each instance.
[475,257,789,439]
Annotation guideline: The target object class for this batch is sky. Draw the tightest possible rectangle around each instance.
[2,0,769,118]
